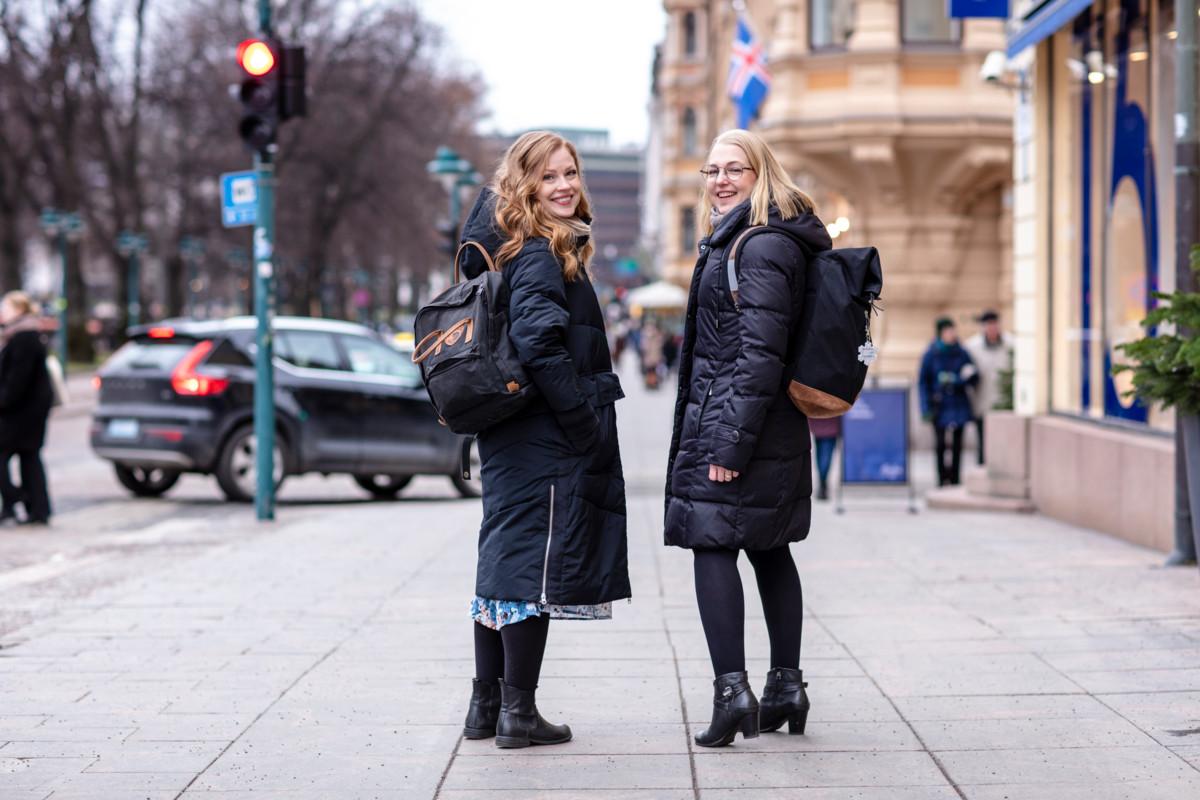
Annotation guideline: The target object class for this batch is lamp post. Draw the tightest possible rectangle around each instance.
[180,236,206,318]
[425,147,479,266]
[116,231,149,327]
[39,208,84,373]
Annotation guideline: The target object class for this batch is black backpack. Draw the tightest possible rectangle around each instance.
[412,242,535,434]
[725,227,883,419]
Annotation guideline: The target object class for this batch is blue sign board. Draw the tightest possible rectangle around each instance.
[841,387,909,484]
[221,170,258,228]
[948,0,1009,17]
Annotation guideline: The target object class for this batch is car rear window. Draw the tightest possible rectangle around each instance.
[104,339,196,372]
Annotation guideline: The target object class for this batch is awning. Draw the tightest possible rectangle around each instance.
[1006,0,1094,57]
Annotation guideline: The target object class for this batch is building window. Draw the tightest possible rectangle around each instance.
[1046,0,1174,430]
[811,0,855,49]
[901,0,960,44]
[683,11,697,57]
[682,107,697,155]
[680,206,696,253]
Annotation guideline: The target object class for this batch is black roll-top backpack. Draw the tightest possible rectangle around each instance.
[411,241,535,435]
[725,227,883,419]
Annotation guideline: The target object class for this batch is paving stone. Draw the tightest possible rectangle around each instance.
[692,750,949,789]
[441,754,694,791]
[959,778,1200,799]
[913,716,1157,750]
[702,790,960,800]
[893,693,1113,722]
[936,745,1197,785]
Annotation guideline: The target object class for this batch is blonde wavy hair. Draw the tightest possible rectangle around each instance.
[493,131,595,281]
[698,129,815,236]
[2,291,39,316]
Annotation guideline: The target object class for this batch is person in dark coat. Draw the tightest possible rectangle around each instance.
[918,317,978,487]
[0,292,54,526]
[456,132,629,750]
[665,129,832,748]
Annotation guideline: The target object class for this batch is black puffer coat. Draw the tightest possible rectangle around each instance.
[0,320,54,453]
[460,190,630,605]
[665,200,832,550]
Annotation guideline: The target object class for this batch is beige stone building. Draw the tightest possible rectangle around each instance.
[655,0,1014,377]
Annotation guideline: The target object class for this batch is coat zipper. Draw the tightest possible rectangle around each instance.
[540,483,555,604]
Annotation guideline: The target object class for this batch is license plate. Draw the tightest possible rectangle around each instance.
[106,419,139,440]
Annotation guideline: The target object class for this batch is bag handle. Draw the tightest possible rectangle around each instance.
[411,317,475,365]
[454,241,498,285]
[724,226,767,312]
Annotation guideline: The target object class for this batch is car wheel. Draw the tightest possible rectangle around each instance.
[353,473,413,499]
[113,464,182,498]
[215,426,288,503]
[449,438,482,498]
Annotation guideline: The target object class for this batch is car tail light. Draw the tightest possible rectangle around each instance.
[171,340,229,396]
[148,326,175,339]
[92,375,102,391]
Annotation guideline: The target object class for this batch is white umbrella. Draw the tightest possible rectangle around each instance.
[627,280,688,310]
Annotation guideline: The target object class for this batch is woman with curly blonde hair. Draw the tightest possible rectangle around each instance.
[455,131,629,749]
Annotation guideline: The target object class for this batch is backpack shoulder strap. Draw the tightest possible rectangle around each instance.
[454,241,498,284]
[723,226,769,312]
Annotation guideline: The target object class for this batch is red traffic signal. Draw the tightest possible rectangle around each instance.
[237,39,277,77]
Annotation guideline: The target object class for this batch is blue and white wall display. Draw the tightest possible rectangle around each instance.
[221,171,258,228]
[841,387,909,485]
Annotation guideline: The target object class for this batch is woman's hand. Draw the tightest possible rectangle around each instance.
[708,464,740,483]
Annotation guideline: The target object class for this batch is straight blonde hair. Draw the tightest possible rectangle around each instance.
[698,129,815,236]
[493,131,595,282]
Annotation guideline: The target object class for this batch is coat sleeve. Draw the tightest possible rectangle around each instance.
[704,234,802,472]
[506,248,598,441]
[0,336,39,413]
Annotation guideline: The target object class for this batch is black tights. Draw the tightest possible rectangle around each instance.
[473,614,549,691]
[693,546,803,676]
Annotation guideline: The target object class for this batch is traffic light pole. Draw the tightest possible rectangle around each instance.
[56,232,68,372]
[253,149,277,522]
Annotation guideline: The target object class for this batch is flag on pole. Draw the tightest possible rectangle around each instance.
[726,15,771,129]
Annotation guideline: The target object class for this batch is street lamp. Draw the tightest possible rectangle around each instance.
[180,236,206,318]
[116,231,149,327]
[39,208,85,373]
[426,147,480,263]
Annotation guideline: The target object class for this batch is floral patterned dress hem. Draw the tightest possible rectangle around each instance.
[470,596,613,631]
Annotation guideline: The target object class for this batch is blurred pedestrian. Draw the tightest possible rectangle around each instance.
[665,129,832,747]
[918,317,978,487]
[963,310,1012,465]
[0,292,54,526]
[809,415,842,501]
[457,132,630,749]
[640,320,664,389]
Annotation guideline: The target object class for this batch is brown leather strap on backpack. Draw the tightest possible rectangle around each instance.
[454,241,498,284]
[411,317,475,365]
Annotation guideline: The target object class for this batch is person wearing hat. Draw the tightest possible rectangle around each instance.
[963,310,1013,465]
[918,317,978,487]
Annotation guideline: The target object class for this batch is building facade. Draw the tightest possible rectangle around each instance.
[1002,0,1182,550]
[655,0,1014,377]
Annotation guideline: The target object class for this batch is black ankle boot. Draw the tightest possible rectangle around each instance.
[495,681,571,748]
[759,667,810,734]
[463,679,501,739]
[695,671,759,748]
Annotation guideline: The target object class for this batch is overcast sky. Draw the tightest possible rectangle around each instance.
[413,0,668,148]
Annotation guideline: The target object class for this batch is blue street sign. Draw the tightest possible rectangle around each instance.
[841,387,910,484]
[948,0,1009,18]
[221,170,258,228]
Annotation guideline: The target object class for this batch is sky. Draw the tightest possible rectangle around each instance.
[413,0,668,149]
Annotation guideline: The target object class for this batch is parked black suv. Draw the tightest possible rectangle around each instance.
[90,317,479,501]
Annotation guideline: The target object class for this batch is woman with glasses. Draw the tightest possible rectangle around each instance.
[664,129,832,747]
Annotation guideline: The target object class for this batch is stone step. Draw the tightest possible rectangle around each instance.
[925,484,1037,513]
[964,465,1030,499]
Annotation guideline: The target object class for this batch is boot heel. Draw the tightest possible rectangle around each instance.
[740,713,760,740]
[788,708,809,735]
[495,734,531,749]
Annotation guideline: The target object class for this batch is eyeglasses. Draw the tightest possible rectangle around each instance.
[699,165,755,181]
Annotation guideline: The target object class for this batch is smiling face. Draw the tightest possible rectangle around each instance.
[536,146,583,219]
[704,142,756,214]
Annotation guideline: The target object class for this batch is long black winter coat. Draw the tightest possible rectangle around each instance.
[0,322,54,453]
[460,190,630,605]
[665,201,832,551]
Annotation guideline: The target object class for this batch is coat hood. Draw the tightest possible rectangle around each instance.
[458,187,506,280]
[708,199,833,254]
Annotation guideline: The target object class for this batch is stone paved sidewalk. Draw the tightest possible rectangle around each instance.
[2,369,1200,798]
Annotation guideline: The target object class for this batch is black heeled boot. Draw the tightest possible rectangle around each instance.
[695,671,759,748]
[494,681,572,748]
[463,679,501,739]
[759,667,810,734]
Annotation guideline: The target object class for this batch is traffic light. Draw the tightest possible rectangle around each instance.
[237,37,281,153]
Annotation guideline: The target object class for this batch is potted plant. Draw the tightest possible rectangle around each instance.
[1113,244,1200,564]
